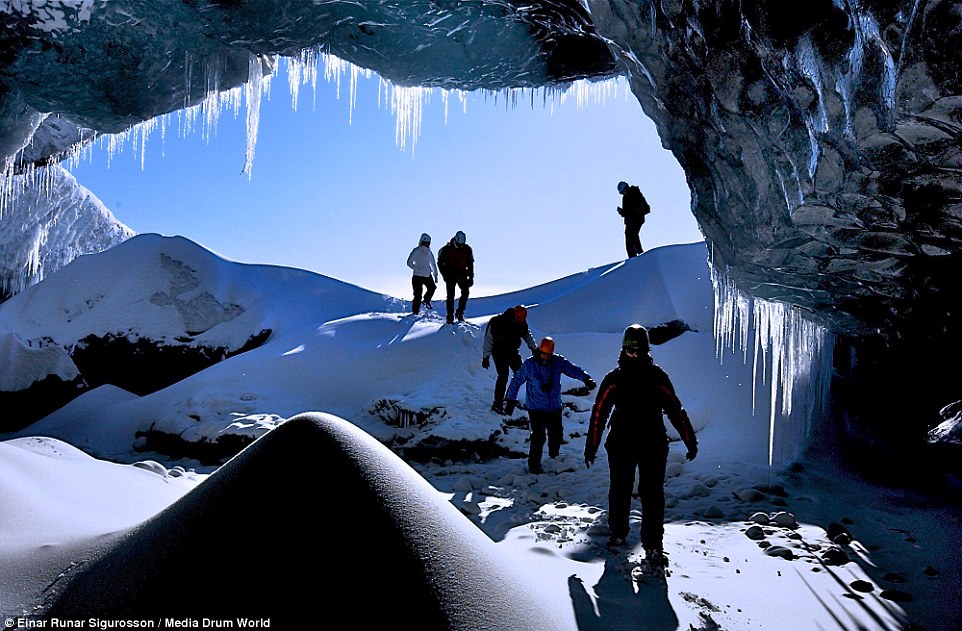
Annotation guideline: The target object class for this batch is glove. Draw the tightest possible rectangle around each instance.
[482,356,490,369]
[584,452,595,468]
[584,377,597,391]
[503,400,517,416]
[686,444,698,461]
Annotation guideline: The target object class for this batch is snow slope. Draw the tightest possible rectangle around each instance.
[1,236,959,630]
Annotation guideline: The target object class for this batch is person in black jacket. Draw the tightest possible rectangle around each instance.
[437,231,474,324]
[482,305,539,414]
[584,324,698,563]
[616,181,649,258]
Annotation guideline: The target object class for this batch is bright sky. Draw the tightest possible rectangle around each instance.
[68,64,702,299]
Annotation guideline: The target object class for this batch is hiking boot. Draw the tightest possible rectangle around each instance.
[490,403,504,414]
[446,316,454,324]
[645,548,667,566]
[456,312,465,322]
[528,462,543,474]
[424,301,433,309]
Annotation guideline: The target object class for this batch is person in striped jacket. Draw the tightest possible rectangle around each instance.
[584,324,699,563]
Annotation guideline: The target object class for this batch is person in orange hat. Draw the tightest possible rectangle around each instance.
[482,305,539,414]
[504,336,595,474]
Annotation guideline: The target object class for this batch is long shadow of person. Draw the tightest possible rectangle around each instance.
[569,556,679,631]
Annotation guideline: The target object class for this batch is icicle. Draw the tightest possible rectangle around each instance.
[242,54,268,178]
[5,47,630,211]
[710,256,833,469]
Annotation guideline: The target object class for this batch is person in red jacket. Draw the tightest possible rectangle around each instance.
[437,231,474,324]
[584,324,698,564]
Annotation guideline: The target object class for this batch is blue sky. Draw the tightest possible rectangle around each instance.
[69,64,702,300]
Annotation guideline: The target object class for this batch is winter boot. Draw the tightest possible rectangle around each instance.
[645,548,667,567]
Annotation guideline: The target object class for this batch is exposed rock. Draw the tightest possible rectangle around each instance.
[850,580,874,593]
[770,512,799,529]
[71,330,270,396]
[763,545,795,560]
[820,546,851,566]
[744,525,766,541]
[0,329,272,432]
[930,400,962,445]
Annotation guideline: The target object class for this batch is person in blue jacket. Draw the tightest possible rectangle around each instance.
[504,337,596,473]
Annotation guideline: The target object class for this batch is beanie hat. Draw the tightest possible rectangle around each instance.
[419,233,431,245]
[538,337,555,355]
[617,181,628,194]
[622,324,650,356]
[454,231,466,244]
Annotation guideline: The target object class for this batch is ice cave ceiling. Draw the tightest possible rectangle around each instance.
[2,0,962,347]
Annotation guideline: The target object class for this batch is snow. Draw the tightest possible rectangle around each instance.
[0,235,959,629]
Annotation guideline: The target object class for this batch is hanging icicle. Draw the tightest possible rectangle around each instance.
[710,252,834,469]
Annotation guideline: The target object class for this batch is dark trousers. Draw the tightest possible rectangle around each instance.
[492,351,523,406]
[528,408,564,468]
[625,221,644,258]
[444,279,470,321]
[605,440,669,549]
[411,275,436,314]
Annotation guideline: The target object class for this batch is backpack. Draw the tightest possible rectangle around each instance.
[629,185,650,215]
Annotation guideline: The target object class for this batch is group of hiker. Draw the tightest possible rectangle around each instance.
[405,181,650,323]
[405,230,473,324]
[403,181,697,564]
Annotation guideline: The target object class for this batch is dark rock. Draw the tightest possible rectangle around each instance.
[70,329,271,396]
[827,522,852,541]
[879,589,914,603]
[849,579,874,593]
[0,373,85,433]
[820,546,851,566]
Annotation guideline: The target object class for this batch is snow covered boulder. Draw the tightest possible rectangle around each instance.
[42,413,573,630]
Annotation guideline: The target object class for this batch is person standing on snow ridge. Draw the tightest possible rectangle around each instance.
[616,180,650,258]
[584,324,698,564]
[482,305,539,414]
[406,233,439,315]
[437,230,474,324]
[504,337,596,474]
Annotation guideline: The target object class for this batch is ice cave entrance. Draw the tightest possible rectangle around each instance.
[50,51,832,471]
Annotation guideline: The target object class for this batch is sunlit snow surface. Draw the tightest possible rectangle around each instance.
[1,237,955,629]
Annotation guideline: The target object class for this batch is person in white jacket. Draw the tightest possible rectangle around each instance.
[406,233,439,315]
